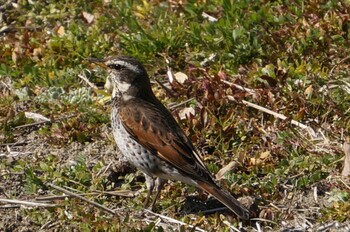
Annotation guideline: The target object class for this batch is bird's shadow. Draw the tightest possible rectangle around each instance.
[178,195,231,216]
[178,196,254,227]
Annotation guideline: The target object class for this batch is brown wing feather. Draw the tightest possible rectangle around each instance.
[119,98,250,220]
[119,98,213,182]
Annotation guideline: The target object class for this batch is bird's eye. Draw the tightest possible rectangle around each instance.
[107,64,122,70]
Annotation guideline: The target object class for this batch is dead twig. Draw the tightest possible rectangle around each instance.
[35,190,134,201]
[242,99,315,134]
[0,198,57,207]
[143,209,207,232]
[14,114,76,130]
[249,217,277,224]
[223,80,317,137]
[329,56,350,78]
[39,220,60,231]
[0,151,32,157]
[0,141,27,147]
[96,161,113,178]
[338,178,350,190]
[46,183,115,215]
[342,137,350,177]
[168,97,196,110]
[222,220,241,232]
[154,79,178,98]
[226,95,316,138]
[78,71,98,90]
[221,80,255,94]
[201,13,218,22]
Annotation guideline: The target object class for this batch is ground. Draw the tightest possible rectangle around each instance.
[1,125,349,231]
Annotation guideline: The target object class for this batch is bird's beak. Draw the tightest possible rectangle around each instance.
[87,57,108,69]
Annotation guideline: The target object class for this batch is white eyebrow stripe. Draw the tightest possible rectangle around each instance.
[107,60,141,73]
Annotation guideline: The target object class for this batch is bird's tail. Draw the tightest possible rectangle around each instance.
[197,181,250,220]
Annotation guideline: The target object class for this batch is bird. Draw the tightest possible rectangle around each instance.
[88,56,250,220]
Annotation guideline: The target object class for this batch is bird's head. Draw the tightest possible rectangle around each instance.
[88,56,152,100]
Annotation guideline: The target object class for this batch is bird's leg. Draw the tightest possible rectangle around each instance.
[149,178,166,211]
[143,174,155,208]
